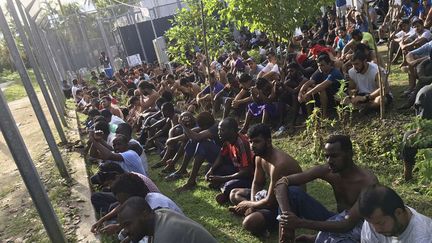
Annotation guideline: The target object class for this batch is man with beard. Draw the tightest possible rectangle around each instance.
[359,184,432,242]
[343,51,391,111]
[117,196,217,243]
[274,135,378,243]
[229,124,303,236]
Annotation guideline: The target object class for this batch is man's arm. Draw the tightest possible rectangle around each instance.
[250,158,266,201]
[306,80,332,96]
[292,201,362,233]
[182,125,213,141]
[274,165,329,212]
[403,37,428,50]
[92,140,123,161]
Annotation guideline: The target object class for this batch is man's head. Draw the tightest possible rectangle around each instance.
[246,58,257,70]
[286,62,302,79]
[116,123,133,141]
[196,111,215,130]
[358,184,408,237]
[118,196,154,242]
[94,121,110,140]
[412,18,424,34]
[248,124,272,156]
[267,51,277,64]
[324,135,353,173]
[317,54,333,74]
[350,29,363,42]
[218,117,238,142]
[100,109,113,123]
[138,81,155,96]
[101,96,112,109]
[90,162,125,186]
[161,102,175,118]
[111,173,150,204]
[112,134,129,153]
[179,112,196,128]
[239,73,253,89]
[337,26,347,38]
[351,51,368,73]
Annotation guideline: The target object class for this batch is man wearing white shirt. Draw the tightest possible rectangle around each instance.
[258,51,280,80]
[359,184,432,243]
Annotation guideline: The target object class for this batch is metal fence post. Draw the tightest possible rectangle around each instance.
[0,5,70,179]
[97,17,117,70]
[7,0,67,144]
[0,89,67,243]
[16,2,68,125]
[130,10,148,63]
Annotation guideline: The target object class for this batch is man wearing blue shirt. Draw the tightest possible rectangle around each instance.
[298,53,343,117]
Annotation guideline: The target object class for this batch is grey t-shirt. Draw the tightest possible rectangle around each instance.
[415,84,432,119]
[361,207,432,243]
[152,208,217,243]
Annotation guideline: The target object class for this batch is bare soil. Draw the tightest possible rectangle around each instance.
[0,95,97,242]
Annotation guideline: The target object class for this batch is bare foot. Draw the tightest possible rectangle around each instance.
[175,181,197,192]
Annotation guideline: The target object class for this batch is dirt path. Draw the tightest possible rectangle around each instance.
[0,94,97,242]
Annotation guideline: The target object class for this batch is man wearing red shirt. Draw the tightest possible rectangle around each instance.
[206,117,255,204]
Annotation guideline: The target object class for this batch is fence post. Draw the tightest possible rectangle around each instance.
[7,0,67,144]
[0,88,67,243]
[0,5,70,179]
[16,2,68,126]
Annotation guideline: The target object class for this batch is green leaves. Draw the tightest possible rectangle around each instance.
[165,0,232,65]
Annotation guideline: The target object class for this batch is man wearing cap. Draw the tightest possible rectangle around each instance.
[245,57,264,80]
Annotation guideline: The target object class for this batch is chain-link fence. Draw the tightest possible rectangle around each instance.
[36,0,183,80]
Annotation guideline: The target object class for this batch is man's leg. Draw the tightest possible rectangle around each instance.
[91,192,117,215]
[229,188,251,205]
[401,129,419,181]
[223,98,233,119]
[178,140,220,190]
[319,91,329,118]
[275,186,335,243]
[240,110,253,134]
[243,209,278,236]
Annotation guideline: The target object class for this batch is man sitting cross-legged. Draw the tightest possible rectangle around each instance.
[167,112,222,184]
[298,53,343,118]
[274,135,378,243]
[343,51,392,111]
[229,124,303,236]
[194,117,255,204]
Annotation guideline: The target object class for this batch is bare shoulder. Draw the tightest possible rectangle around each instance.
[360,167,379,185]
[274,148,303,174]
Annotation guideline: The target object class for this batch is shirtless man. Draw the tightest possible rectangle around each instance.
[274,135,378,243]
[229,124,303,236]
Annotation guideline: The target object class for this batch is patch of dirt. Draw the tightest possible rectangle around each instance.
[0,95,97,242]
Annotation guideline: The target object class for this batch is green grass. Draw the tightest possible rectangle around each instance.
[81,46,431,242]
[144,53,431,242]
[0,69,41,102]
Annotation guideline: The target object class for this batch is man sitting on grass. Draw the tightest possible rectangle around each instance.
[229,124,303,236]
[274,135,378,243]
[202,117,255,204]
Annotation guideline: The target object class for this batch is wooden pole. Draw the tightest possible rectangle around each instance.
[365,3,385,119]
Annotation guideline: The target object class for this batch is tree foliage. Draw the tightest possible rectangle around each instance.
[165,0,233,65]
[221,0,333,43]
